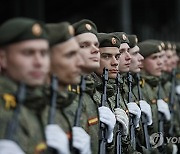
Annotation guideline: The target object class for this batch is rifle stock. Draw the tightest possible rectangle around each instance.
[47,75,58,153]
[115,72,122,154]
[127,72,136,150]
[136,73,150,149]
[168,69,176,136]
[73,75,86,154]
[99,68,108,154]
[5,82,26,140]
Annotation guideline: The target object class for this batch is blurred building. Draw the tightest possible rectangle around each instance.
[0,0,180,42]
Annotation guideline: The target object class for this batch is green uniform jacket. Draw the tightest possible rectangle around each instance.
[0,76,47,154]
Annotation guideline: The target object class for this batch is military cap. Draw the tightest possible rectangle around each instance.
[164,41,172,50]
[0,17,48,46]
[112,32,129,44]
[138,41,162,58]
[72,19,98,36]
[97,32,121,48]
[145,39,165,50]
[171,42,176,50]
[46,22,74,46]
[127,34,138,48]
[176,42,180,54]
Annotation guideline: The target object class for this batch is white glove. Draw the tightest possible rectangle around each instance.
[172,144,178,154]
[127,102,141,128]
[0,139,25,154]
[72,127,91,154]
[45,124,70,154]
[176,85,180,95]
[157,99,171,121]
[114,108,129,135]
[98,106,116,143]
[139,100,153,126]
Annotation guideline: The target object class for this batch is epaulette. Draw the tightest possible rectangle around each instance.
[68,84,80,94]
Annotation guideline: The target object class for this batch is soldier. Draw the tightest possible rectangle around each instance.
[45,22,92,154]
[113,32,142,153]
[138,40,178,153]
[71,19,101,154]
[0,17,50,153]
[128,35,155,153]
[93,32,130,153]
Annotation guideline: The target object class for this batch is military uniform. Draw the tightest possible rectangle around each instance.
[0,17,49,153]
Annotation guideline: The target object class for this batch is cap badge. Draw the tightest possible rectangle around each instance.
[85,24,92,31]
[32,23,42,36]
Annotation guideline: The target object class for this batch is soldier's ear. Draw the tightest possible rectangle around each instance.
[0,48,8,69]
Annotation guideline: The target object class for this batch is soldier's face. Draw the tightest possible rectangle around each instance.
[118,43,131,73]
[160,50,167,72]
[0,39,50,86]
[95,47,120,79]
[50,38,84,85]
[165,50,173,72]
[129,45,144,73]
[171,50,179,69]
[142,52,163,76]
[75,33,100,74]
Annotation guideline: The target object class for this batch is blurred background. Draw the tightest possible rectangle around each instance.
[1,0,180,42]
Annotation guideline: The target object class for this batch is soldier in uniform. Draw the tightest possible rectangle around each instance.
[138,40,178,153]
[45,22,92,154]
[113,32,142,153]
[127,35,157,154]
[71,19,101,154]
[92,32,131,154]
[0,17,50,153]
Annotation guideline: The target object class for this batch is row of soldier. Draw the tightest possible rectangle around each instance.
[0,17,179,154]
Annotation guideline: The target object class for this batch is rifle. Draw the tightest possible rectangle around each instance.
[5,82,26,140]
[157,80,165,151]
[73,75,86,153]
[168,69,176,136]
[136,73,150,149]
[115,72,122,154]
[99,68,108,154]
[74,75,86,127]
[127,72,136,150]
[47,75,58,153]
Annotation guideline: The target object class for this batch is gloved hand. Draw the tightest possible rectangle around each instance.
[0,139,25,154]
[72,127,91,154]
[157,99,171,121]
[172,144,178,154]
[98,106,116,143]
[127,102,141,128]
[139,100,153,126]
[176,85,180,95]
[45,124,70,154]
[114,108,129,135]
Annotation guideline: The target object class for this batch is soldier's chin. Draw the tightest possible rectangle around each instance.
[108,74,117,79]
[154,72,162,77]
[71,76,81,85]
[26,80,45,87]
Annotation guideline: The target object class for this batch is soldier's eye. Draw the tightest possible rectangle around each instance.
[101,54,110,59]
[65,51,76,58]
[80,44,86,48]
[115,54,120,60]
[22,49,34,56]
